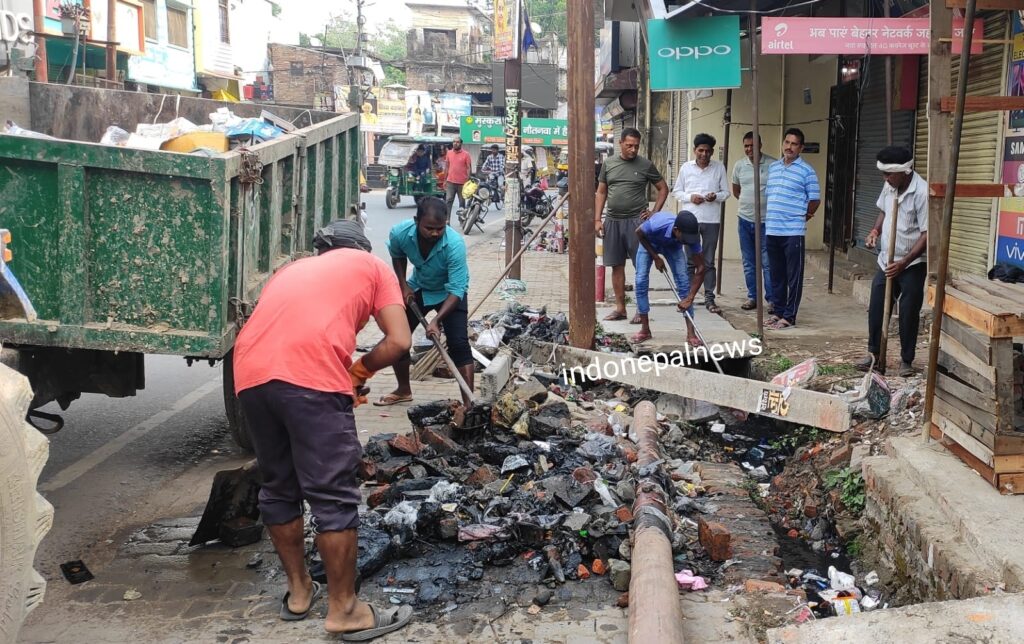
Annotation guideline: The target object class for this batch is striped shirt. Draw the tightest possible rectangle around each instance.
[765,157,821,237]
[875,172,929,270]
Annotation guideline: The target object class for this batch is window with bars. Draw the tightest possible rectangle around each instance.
[219,0,230,44]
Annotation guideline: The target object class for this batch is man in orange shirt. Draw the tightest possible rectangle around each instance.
[232,220,414,639]
[443,137,474,223]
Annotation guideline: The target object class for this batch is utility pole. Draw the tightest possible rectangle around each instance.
[33,0,47,82]
[503,0,523,280]
[106,0,117,81]
[567,0,595,348]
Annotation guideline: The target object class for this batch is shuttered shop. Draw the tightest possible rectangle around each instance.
[914,13,1008,275]
[853,56,917,258]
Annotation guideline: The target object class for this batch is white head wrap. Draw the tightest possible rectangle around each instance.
[877,158,914,174]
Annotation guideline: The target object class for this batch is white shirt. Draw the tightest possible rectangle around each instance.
[673,160,730,224]
[874,172,929,270]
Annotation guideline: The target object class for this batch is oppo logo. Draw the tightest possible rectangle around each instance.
[657,45,732,60]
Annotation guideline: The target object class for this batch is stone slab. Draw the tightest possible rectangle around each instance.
[768,593,1024,644]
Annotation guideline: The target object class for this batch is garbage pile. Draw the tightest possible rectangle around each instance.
[470,304,632,360]
[338,374,735,612]
[784,566,886,619]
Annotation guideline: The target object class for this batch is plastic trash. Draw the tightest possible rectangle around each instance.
[3,120,57,140]
[475,327,505,349]
[675,569,708,591]
[864,570,880,586]
[710,423,726,434]
[592,478,617,506]
[426,481,461,504]
[842,371,891,419]
[501,454,530,474]
[828,566,856,591]
[771,358,818,388]
[457,523,509,542]
[100,126,130,146]
[384,501,419,532]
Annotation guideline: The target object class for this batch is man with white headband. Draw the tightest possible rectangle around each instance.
[855,146,928,377]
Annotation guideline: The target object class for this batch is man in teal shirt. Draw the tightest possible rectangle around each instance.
[377,197,473,407]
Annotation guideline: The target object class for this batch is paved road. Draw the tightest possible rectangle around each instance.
[26,188,504,608]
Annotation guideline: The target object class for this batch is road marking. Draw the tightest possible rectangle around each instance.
[39,379,222,493]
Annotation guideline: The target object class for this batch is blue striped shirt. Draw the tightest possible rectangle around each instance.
[765,157,821,237]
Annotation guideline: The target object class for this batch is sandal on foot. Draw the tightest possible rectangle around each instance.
[766,314,781,325]
[280,581,322,621]
[768,319,794,330]
[740,299,756,310]
[373,393,413,407]
[603,311,628,321]
[630,331,652,343]
[706,302,723,315]
[339,604,414,642]
[629,314,644,325]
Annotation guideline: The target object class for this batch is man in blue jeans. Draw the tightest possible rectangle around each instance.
[764,128,820,329]
[731,131,775,312]
[631,210,706,347]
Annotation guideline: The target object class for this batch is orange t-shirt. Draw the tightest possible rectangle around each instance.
[232,248,404,396]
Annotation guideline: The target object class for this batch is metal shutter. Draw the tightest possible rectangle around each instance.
[853,56,917,256]
[914,12,1008,275]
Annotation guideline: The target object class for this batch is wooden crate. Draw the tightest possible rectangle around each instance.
[926,276,1024,494]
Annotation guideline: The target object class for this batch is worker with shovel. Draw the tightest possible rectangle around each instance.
[855,146,928,377]
[231,220,415,640]
[631,210,707,347]
[377,196,474,408]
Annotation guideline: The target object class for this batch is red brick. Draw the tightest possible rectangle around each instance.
[829,444,852,467]
[614,506,633,523]
[388,432,424,456]
[357,458,377,481]
[592,559,607,575]
[698,518,733,561]
[803,502,818,518]
[744,579,786,593]
[572,467,597,485]
[576,564,591,579]
[367,485,391,508]
[466,465,498,486]
[622,446,638,463]
[416,425,462,454]
[616,592,630,608]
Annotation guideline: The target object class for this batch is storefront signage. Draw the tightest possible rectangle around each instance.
[647,15,741,91]
[997,13,1024,269]
[0,0,33,46]
[761,17,983,55]
[461,116,569,147]
[493,0,520,61]
[438,93,472,128]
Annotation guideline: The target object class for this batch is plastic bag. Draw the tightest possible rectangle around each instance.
[100,126,130,146]
[476,327,505,349]
[426,481,461,504]
[384,501,419,532]
[2,120,57,140]
[842,371,891,419]
[771,358,818,387]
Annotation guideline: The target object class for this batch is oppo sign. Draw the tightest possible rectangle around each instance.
[0,9,34,46]
[647,16,741,90]
[657,45,733,61]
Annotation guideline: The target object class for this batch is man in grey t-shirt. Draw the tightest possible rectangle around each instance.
[594,127,669,322]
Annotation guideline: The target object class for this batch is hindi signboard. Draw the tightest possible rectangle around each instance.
[761,17,983,55]
[461,116,569,147]
[647,16,741,91]
[493,0,520,61]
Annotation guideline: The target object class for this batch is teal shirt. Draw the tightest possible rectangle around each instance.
[387,220,469,306]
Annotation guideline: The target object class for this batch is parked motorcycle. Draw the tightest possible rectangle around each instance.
[521,182,553,228]
[457,174,502,235]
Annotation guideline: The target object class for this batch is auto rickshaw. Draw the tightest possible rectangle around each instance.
[378,135,453,209]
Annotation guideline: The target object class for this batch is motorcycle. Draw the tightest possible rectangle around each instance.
[457,174,503,235]
[521,182,553,228]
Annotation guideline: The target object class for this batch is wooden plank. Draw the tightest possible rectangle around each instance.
[957,275,1024,310]
[941,315,991,362]
[939,330,995,381]
[939,96,1024,112]
[927,0,952,276]
[934,395,995,449]
[954,281,1024,317]
[934,412,995,466]
[929,285,1024,337]
[937,351,993,398]
[935,387,997,434]
[996,473,1024,495]
[946,0,1024,9]
[994,433,1024,454]
[994,453,1024,473]
[548,343,852,433]
[929,183,1024,198]
[930,424,998,487]
[937,371,996,405]
[992,338,1017,434]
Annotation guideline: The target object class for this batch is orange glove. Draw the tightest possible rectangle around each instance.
[349,358,375,408]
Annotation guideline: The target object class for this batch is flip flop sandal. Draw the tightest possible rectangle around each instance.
[766,315,781,325]
[339,604,414,642]
[706,302,723,315]
[280,581,323,621]
[603,311,628,321]
[740,300,757,310]
[630,331,652,343]
[769,319,794,330]
[373,393,413,407]
[629,314,644,325]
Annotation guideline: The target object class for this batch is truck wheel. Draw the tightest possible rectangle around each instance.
[221,351,254,452]
[0,364,54,643]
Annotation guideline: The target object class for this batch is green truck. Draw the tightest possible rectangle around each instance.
[0,81,363,451]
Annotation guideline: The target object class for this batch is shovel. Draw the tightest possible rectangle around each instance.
[407,299,490,429]
[190,458,262,547]
[660,268,725,375]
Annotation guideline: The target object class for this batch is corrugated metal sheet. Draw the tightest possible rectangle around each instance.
[853,56,916,255]
[915,12,1008,275]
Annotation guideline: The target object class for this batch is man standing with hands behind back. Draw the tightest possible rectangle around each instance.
[672,133,729,315]
[595,127,670,323]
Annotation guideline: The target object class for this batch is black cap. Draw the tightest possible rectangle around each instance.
[674,211,700,245]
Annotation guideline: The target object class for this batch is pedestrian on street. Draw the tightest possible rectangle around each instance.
[481,143,505,179]
[632,210,707,347]
[855,146,929,377]
[764,128,821,330]
[231,220,414,639]
[731,131,776,313]
[377,197,474,408]
[672,133,729,315]
[443,137,474,222]
[595,127,670,323]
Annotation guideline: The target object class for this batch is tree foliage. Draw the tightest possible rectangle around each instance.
[524,0,567,46]
[301,12,408,85]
